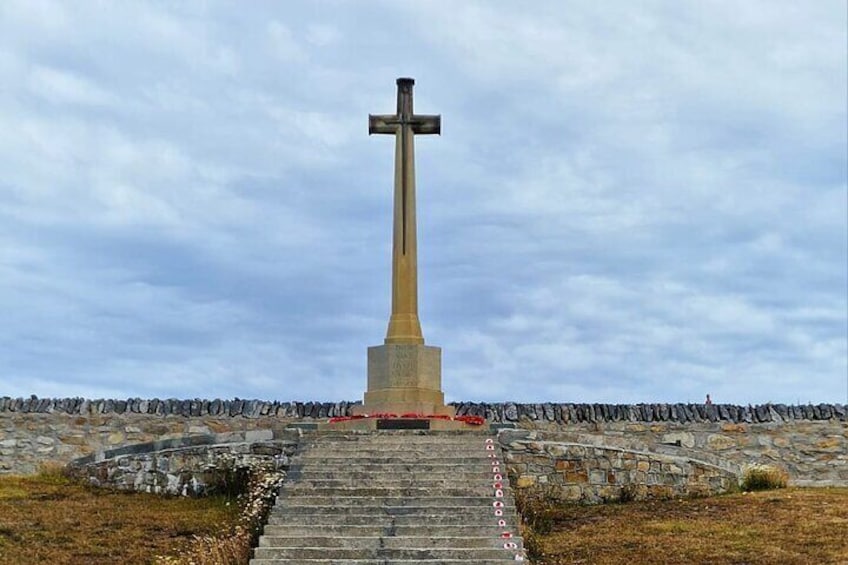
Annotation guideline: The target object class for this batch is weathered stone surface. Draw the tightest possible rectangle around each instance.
[3,397,846,426]
[662,432,695,448]
[534,404,545,421]
[67,433,297,496]
[820,404,833,419]
[309,403,321,418]
[2,397,846,483]
[506,433,738,504]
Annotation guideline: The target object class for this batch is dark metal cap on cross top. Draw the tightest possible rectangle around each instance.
[369,78,441,135]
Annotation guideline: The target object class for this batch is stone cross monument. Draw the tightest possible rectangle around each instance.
[351,78,454,418]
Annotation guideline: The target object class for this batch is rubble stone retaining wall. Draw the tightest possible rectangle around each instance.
[1,397,845,488]
[498,429,739,503]
[65,428,301,496]
[0,397,347,475]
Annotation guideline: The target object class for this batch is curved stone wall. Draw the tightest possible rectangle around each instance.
[498,430,739,503]
[68,428,738,503]
[66,429,301,496]
[1,397,845,486]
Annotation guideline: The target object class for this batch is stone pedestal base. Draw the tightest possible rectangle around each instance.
[350,343,455,417]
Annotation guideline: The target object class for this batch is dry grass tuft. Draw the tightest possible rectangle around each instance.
[740,463,789,491]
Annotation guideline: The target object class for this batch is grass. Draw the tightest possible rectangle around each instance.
[519,487,848,565]
[740,463,789,491]
[3,466,845,565]
[154,468,284,565]
[0,466,240,564]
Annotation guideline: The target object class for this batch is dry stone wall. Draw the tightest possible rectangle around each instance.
[66,428,301,496]
[498,429,738,503]
[453,401,847,425]
[457,401,847,488]
[0,397,346,475]
[1,397,845,488]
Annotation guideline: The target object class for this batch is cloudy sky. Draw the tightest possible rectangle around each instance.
[1,1,845,405]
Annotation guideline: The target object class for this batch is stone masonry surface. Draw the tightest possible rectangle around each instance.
[1,397,845,487]
[65,428,301,496]
[500,429,739,503]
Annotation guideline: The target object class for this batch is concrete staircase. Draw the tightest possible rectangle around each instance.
[251,431,526,564]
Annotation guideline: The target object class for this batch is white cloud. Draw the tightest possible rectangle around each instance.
[268,20,307,63]
[305,24,341,48]
[28,66,116,107]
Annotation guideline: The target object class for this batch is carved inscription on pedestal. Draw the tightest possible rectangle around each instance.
[391,347,415,387]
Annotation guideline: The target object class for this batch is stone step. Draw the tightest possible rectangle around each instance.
[250,556,516,565]
[250,433,525,564]
[252,547,523,561]
[286,472,504,481]
[268,514,516,526]
[301,432,492,440]
[266,500,518,513]
[275,496,515,508]
[268,516,516,528]
[300,438,495,447]
[289,475,504,485]
[267,517,516,529]
[296,445,496,454]
[289,462,504,472]
[258,536,523,550]
[267,508,515,521]
[281,486,511,498]
[300,438,500,451]
[260,525,519,537]
[292,451,504,462]
[287,478,506,488]
[292,468,504,479]
[300,441,494,453]
[293,454,496,463]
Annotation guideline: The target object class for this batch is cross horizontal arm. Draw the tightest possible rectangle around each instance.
[369,114,442,135]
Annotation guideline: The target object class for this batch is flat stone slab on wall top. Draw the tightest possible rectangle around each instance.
[69,428,300,467]
[451,401,847,424]
[2,397,845,424]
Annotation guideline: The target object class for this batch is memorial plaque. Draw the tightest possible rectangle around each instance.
[376,418,430,430]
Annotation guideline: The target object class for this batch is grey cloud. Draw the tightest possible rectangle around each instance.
[0,1,844,404]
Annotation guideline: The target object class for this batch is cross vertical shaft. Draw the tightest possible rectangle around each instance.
[369,78,441,345]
